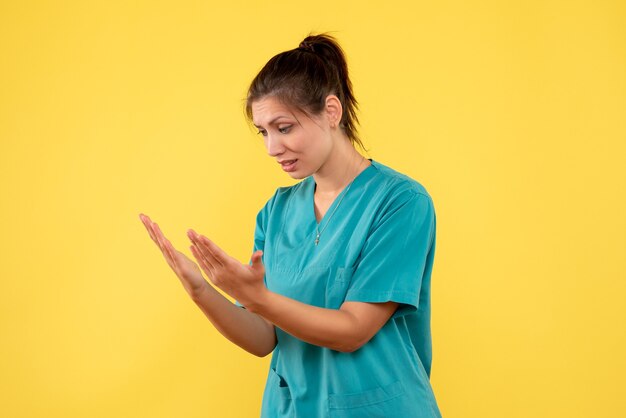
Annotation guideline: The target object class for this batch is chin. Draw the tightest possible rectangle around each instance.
[282,161,313,179]
[286,172,309,180]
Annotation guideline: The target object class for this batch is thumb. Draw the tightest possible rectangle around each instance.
[250,250,264,269]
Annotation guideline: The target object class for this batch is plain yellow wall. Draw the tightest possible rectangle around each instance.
[1,1,625,417]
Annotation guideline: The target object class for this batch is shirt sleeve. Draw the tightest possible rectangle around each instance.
[344,190,436,319]
[235,190,278,308]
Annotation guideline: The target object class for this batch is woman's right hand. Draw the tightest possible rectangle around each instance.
[139,213,209,298]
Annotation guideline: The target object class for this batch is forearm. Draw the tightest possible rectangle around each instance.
[247,290,360,352]
[189,284,276,357]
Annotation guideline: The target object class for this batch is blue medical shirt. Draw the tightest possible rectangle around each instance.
[236,159,441,417]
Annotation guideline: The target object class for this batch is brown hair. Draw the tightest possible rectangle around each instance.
[245,32,366,151]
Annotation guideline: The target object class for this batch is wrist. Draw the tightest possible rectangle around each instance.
[189,281,213,301]
[245,287,272,315]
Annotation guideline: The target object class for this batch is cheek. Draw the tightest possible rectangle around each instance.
[301,130,326,149]
[316,136,334,156]
[289,126,329,156]
[290,133,312,153]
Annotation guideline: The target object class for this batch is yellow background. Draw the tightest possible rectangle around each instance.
[1,1,625,417]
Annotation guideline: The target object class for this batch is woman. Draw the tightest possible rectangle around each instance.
[140,33,442,417]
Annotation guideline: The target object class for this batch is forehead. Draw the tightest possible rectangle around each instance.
[251,97,297,126]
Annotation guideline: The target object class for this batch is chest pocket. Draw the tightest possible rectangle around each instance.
[266,265,355,309]
[325,266,356,309]
[267,266,334,308]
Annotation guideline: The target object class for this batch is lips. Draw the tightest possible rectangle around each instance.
[280,159,298,172]
[279,159,297,165]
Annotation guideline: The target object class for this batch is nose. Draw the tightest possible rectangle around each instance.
[265,132,285,157]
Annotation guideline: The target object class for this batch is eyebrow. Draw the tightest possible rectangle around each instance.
[253,116,290,129]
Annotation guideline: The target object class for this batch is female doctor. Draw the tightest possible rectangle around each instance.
[139,33,442,417]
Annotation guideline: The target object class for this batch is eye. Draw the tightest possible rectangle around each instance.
[257,129,267,137]
[278,125,292,134]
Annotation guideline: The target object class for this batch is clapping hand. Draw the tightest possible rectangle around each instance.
[186,228,266,307]
[139,213,266,306]
[139,213,209,297]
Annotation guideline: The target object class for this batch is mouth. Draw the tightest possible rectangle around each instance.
[279,159,298,172]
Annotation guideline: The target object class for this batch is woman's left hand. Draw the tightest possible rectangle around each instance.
[186,229,267,307]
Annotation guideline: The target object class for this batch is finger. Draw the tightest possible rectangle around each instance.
[153,223,170,249]
[152,226,175,267]
[141,216,182,273]
[199,235,229,267]
[162,237,180,271]
[190,244,212,273]
[188,230,224,268]
[190,243,216,278]
[154,225,176,265]
[161,238,182,274]
[152,223,166,250]
[140,214,158,243]
[149,229,177,271]
[191,239,219,273]
[250,251,266,275]
[192,240,226,286]
[251,250,264,265]
[144,218,162,247]
[186,240,217,270]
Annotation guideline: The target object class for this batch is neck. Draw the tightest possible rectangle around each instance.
[313,136,370,195]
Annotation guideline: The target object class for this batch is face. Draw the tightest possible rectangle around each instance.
[251,96,334,179]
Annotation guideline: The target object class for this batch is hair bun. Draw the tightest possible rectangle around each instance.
[298,40,316,53]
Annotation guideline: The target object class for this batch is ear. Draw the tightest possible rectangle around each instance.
[324,94,343,128]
